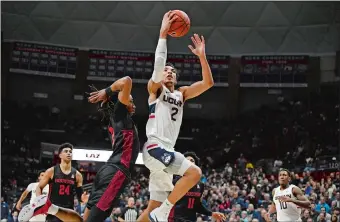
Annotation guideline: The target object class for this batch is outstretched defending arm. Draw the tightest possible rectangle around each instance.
[88,76,132,106]
[179,34,214,101]
[107,77,132,105]
[148,11,177,96]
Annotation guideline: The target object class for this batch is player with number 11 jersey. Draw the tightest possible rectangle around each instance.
[169,152,226,222]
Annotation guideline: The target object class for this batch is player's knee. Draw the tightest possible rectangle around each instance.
[193,166,202,181]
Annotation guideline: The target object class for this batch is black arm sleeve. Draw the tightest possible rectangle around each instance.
[76,186,83,202]
[196,183,212,216]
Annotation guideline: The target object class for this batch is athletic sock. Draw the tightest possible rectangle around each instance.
[47,204,59,215]
[158,198,174,213]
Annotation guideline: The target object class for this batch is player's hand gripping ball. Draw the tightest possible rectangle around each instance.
[168,10,191,38]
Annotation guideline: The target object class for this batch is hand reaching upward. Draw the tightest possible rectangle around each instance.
[160,11,178,38]
[188,34,206,58]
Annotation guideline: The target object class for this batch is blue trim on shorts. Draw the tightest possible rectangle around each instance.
[148,147,175,167]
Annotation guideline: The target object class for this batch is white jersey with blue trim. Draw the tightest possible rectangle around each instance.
[146,85,184,149]
[273,184,302,222]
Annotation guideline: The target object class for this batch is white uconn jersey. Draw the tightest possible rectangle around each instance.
[146,85,184,149]
[273,185,301,222]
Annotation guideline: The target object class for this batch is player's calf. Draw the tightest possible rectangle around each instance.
[137,200,162,222]
[149,165,202,222]
[167,165,202,204]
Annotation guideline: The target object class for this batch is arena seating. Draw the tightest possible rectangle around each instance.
[1,87,339,222]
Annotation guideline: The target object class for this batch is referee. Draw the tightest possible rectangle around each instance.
[118,197,138,222]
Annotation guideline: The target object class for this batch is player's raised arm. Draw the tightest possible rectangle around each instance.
[148,11,177,95]
[88,76,132,106]
[179,34,214,101]
[36,167,53,196]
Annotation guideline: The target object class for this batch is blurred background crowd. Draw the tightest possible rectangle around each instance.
[2,85,339,222]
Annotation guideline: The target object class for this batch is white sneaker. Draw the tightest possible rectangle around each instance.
[18,195,51,222]
[148,207,169,222]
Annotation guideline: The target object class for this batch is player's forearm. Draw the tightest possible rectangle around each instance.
[151,39,167,83]
[159,30,168,39]
[109,77,131,92]
[263,207,274,222]
[291,199,311,209]
[263,203,276,221]
[196,202,212,216]
[198,55,214,87]
[75,186,84,203]
[18,192,28,204]
[268,204,276,215]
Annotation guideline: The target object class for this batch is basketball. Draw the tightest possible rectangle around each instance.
[168,10,190,38]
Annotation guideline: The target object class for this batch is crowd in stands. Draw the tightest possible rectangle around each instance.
[1,86,339,222]
[189,87,339,173]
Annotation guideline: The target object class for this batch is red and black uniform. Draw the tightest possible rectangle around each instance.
[169,176,212,222]
[86,99,140,222]
[46,165,77,222]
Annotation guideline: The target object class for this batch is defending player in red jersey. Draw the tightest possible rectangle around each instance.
[169,152,226,222]
[19,76,140,222]
[84,77,140,222]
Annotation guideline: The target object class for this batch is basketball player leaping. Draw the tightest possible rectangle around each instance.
[264,168,311,222]
[84,77,140,222]
[138,11,214,222]
[16,170,49,222]
[19,143,85,222]
[19,77,140,222]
